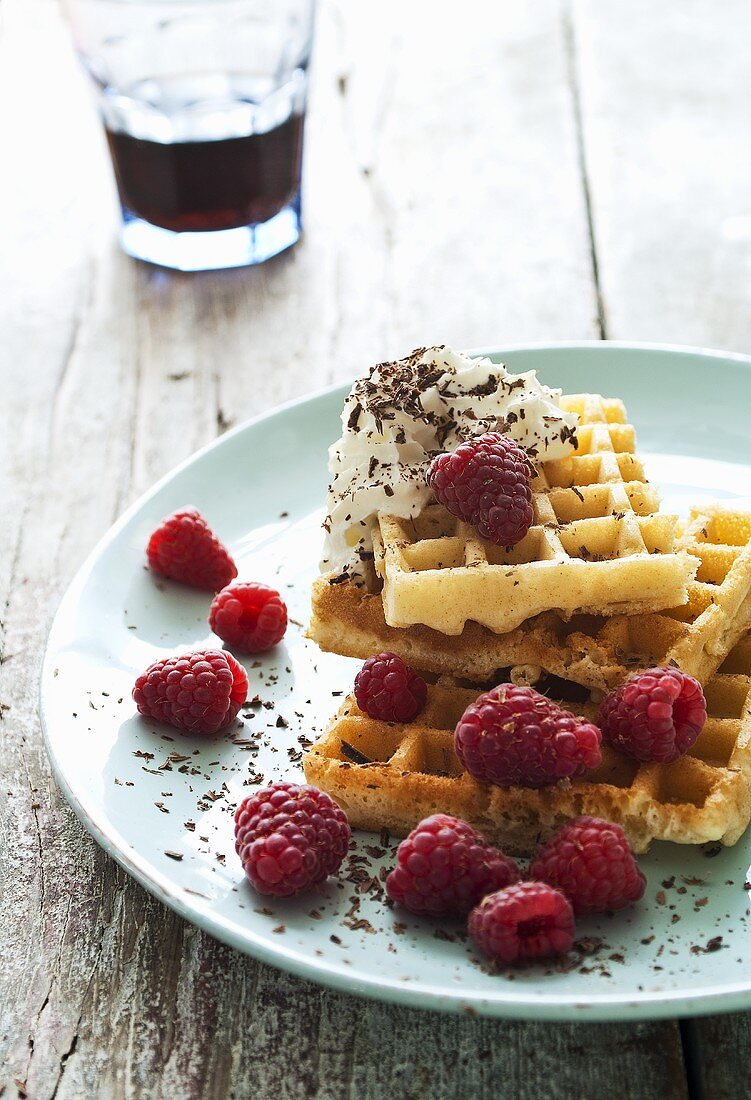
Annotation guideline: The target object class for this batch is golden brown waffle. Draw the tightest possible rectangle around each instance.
[309,504,751,694]
[372,395,696,633]
[304,637,751,854]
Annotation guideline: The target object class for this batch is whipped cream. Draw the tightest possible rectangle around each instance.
[321,346,578,578]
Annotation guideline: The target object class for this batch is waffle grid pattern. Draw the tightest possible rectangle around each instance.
[304,640,751,855]
[373,395,696,634]
[312,504,751,695]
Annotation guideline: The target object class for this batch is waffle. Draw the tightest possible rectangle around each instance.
[309,504,751,694]
[304,637,751,854]
[371,394,696,634]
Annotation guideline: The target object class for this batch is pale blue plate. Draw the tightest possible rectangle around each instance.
[40,343,751,1020]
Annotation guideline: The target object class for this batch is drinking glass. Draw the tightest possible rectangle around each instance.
[63,0,316,271]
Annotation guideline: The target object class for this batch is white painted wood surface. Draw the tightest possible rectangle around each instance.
[0,0,748,1096]
[573,0,751,351]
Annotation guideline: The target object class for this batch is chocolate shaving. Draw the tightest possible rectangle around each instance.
[341,740,372,765]
[691,935,726,954]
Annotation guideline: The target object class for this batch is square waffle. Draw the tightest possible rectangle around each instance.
[309,504,751,694]
[372,394,697,634]
[304,637,751,855]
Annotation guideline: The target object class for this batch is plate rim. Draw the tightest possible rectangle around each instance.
[40,340,751,1021]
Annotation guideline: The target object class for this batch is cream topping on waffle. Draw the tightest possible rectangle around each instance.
[321,345,579,576]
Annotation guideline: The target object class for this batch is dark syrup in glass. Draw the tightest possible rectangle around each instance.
[106,111,304,233]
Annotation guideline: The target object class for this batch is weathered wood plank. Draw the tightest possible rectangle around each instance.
[571,0,751,349]
[217,0,602,417]
[684,1014,751,1100]
[0,1,693,1098]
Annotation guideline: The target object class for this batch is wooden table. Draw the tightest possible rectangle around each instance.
[1,0,750,1095]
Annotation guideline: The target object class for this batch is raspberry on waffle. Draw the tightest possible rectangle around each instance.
[371,395,697,634]
[427,433,534,546]
[454,684,602,787]
[599,667,707,764]
[303,633,751,854]
[309,503,751,695]
[354,652,427,723]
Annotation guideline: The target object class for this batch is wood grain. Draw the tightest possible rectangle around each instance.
[2,0,741,1096]
[572,0,751,349]
[684,1013,751,1100]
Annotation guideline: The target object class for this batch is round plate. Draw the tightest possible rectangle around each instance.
[41,343,751,1020]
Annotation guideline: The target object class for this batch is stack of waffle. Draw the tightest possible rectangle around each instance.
[305,394,751,853]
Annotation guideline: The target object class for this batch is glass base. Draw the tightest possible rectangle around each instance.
[119,198,301,271]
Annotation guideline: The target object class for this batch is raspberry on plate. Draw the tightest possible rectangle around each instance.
[354,652,427,723]
[146,507,237,591]
[454,684,602,787]
[426,432,533,546]
[209,581,288,653]
[133,649,247,734]
[469,881,575,964]
[598,666,707,763]
[385,814,519,915]
[530,816,646,915]
[234,782,351,897]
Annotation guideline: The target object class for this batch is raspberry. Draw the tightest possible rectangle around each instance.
[146,507,237,591]
[209,582,288,653]
[234,782,351,897]
[469,882,575,964]
[530,816,646,915]
[454,684,601,787]
[385,814,519,915]
[354,652,427,723]
[133,649,247,734]
[427,432,533,546]
[598,667,707,763]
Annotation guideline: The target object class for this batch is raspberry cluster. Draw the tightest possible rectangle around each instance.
[386,812,645,966]
[138,514,289,735]
[132,494,692,976]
